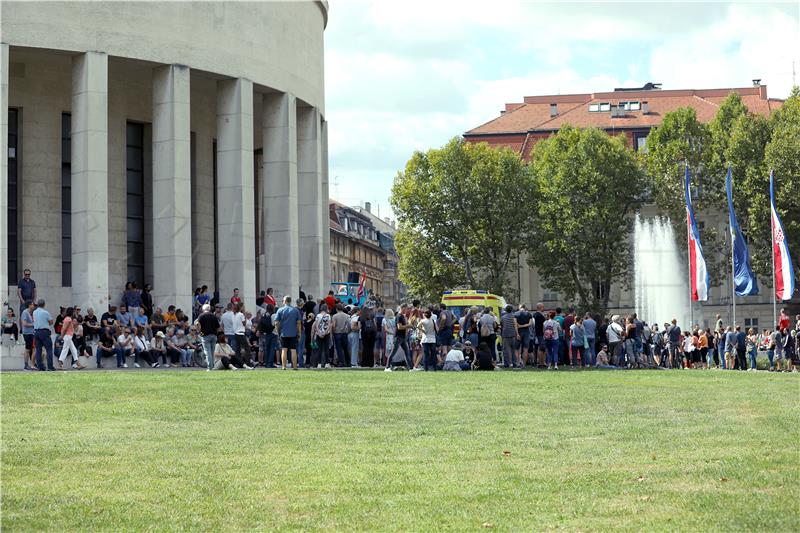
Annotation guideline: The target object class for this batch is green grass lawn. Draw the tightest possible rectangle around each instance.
[2,369,798,532]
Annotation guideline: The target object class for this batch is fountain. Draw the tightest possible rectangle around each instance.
[634,214,692,329]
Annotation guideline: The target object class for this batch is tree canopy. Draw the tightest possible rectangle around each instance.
[390,138,533,302]
[525,126,646,314]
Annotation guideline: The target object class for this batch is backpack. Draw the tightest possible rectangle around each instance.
[362,313,377,333]
[480,318,492,337]
[543,322,556,341]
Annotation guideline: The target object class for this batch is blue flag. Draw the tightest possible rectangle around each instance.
[726,167,758,296]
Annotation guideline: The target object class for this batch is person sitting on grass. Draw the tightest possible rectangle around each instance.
[595,345,619,369]
[462,341,476,369]
[214,333,254,370]
[443,342,469,371]
[213,333,238,370]
[474,342,495,371]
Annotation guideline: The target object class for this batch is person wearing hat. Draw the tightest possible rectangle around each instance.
[150,330,168,367]
[462,340,476,369]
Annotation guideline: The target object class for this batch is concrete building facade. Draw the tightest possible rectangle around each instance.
[464,83,798,329]
[1,1,330,317]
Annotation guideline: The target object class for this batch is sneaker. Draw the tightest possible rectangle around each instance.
[122,363,128,368]
[410,367,423,372]
[554,365,558,370]
[325,364,331,369]
[230,366,238,371]
[134,363,141,368]
[164,364,171,368]
[244,364,254,370]
[97,364,103,369]
[71,363,78,369]
[384,367,392,372]
[206,368,211,372]
[317,364,322,369]
[153,362,160,368]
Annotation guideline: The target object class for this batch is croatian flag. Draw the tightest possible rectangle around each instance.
[770,170,795,301]
[685,166,709,301]
[725,167,758,296]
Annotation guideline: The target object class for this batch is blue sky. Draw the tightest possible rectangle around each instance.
[324,1,799,219]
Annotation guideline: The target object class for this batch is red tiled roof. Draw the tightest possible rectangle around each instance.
[465,86,784,136]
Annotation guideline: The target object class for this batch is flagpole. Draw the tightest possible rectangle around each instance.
[685,162,694,329]
[730,191,736,330]
[770,171,778,328]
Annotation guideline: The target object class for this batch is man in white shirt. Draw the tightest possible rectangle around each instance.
[116,326,134,368]
[607,315,624,365]
[232,303,253,365]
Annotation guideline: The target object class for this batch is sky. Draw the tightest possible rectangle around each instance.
[324,1,800,219]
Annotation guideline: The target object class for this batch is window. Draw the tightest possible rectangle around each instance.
[7,109,19,281]
[593,280,607,300]
[634,134,648,152]
[542,286,559,301]
[599,103,611,112]
[126,122,145,286]
[629,101,641,111]
[61,114,72,286]
[744,318,759,329]
[549,103,558,117]
[589,103,600,112]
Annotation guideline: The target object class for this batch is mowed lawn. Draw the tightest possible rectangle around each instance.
[2,370,798,532]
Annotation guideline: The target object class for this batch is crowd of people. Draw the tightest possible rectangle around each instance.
[2,269,799,373]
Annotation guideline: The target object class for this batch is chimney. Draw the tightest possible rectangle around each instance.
[752,79,761,87]
[364,201,371,213]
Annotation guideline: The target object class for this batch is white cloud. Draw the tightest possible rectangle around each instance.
[325,1,800,218]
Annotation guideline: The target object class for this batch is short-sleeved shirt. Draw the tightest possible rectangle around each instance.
[21,309,35,334]
[533,312,545,337]
[500,313,517,338]
[221,311,235,335]
[394,314,408,339]
[555,315,565,338]
[445,349,464,362]
[232,312,246,335]
[667,325,681,345]
[101,312,117,327]
[516,311,532,330]
[134,314,148,327]
[478,314,497,334]
[275,305,302,338]
[725,332,738,352]
[570,324,585,347]
[33,308,53,330]
[419,318,436,343]
[583,318,597,339]
[332,312,350,334]
[18,278,36,300]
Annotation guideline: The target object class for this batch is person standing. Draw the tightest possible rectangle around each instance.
[543,311,560,370]
[735,325,747,371]
[359,304,378,368]
[500,305,520,368]
[230,288,242,306]
[436,303,455,362]
[665,319,681,369]
[275,295,302,370]
[20,301,36,370]
[256,304,277,368]
[196,303,220,370]
[723,326,737,370]
[140,283,154,319]
[17,268,37,328]
[312,304,332,368]
[478,308,498,362]
[387,303,412,369]
[418,310,438,371]
[232,303,253,366]
[583,313,597,366]
[57,307,85,370]
[607,316,624,365]
[348,307,362,367]
[515,305,532,367]
[220,303,236,351]
[32,299,55,371]
[123,281,142,318]
[532,303,546,367]
[570,317,587,367]
[264,287,276,308]
[331,304,350,367]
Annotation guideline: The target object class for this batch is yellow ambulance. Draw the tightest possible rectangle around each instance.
[440,289,506,321]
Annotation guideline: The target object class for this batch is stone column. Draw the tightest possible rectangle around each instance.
[152,64,192,313]
[321,118,331,291]
[216,78,256,310]
[297,106,324,300]
[261,92,299,301]
[71,52,109,311]
[0,43,8,305]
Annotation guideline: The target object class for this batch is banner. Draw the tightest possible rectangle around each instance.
[684,166,709,301]
[725,167,759,296]
[770,170,796,301]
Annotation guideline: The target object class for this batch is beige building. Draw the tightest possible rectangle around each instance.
[1,1,331,325]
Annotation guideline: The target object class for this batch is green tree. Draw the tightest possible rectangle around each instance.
[525,126,646,315]
[642,106,726,283]
[391,138,534,302]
